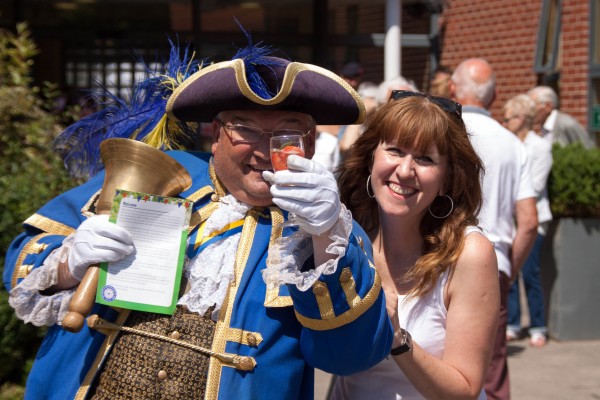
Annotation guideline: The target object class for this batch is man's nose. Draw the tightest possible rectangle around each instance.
[254,137,271,158]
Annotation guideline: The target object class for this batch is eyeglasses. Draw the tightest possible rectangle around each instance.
[502,116,521,124]
[215,118,311,144]
[389,90,462,119]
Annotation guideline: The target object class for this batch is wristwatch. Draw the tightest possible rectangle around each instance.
[390,328,413,356]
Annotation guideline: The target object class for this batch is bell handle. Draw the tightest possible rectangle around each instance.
[61,265,100,333]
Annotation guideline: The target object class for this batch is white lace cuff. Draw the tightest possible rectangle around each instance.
[262,204,353,291]
[8,237,75,327]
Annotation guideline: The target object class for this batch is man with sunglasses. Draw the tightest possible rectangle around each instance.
[5,42,392,399]
[450,58,538,400]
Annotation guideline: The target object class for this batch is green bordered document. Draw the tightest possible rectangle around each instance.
[96,189,192,314]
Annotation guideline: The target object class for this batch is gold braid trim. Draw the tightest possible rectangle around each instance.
[189,202,219,232]
[340,267,361,308]
[208,157,227,199]
[187,158,227,231]
[23,214,75,237]
[223,327,263,348]
[312,282,335,320]
[185,185,215,203]
[294,267,382,331]
[205,209,259,399]
[12,232,55,288]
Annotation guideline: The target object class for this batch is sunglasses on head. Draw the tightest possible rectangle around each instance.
[389,90,462,119]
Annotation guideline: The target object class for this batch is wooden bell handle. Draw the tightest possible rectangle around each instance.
[61,265,100,333]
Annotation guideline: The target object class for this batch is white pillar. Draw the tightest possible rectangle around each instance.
[384,0,401,80]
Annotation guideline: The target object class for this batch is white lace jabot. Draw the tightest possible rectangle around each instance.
[178,194,251,320]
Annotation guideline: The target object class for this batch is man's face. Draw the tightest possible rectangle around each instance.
[211,110,316,207]
[343,75,362,90]
[530,95,552,125]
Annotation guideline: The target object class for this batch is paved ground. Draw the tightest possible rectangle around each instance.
[508,337,600,399]
[315,338,600,399]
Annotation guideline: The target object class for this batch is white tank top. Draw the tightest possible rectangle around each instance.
[331,227,487,400]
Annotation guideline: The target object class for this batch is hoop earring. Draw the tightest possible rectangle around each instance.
[366,175,375,198]
[429,195,454,219]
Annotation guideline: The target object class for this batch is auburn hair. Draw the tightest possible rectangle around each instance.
[337,96,485,298]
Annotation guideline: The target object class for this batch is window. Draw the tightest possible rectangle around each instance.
[589,0,600,140]
[534,0,562,74]
[65,41,169,102]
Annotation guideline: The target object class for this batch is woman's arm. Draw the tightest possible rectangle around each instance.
[391,233,500,399]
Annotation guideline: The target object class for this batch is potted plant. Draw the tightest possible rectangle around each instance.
[541,142,600,340]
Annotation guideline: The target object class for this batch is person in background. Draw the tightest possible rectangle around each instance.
[502,94,553,348]
[340,61,365,90]
[313,123,343,172]
[429,64,453,98]
[313,62,365,172]
[376,76,419,108]
[450,58,538,400]
[332,91,500,400]
[338,81,380,160]
[527,85,594,148]
[356,81,379,114]
[4,39,392,399]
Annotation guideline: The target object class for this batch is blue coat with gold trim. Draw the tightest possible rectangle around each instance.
[3,151,393,400]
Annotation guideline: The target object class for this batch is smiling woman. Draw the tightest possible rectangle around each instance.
[334,94,500,400]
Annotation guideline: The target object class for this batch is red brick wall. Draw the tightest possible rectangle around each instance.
[440,0,590,126]
[560,1,590,125]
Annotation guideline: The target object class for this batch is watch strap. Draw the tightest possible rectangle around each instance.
[390,328,412,356]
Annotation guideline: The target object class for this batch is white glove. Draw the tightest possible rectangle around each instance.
[67,214,134,281]
[263,155,341,236]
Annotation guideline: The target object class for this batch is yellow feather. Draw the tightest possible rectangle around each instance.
[141,113,170,149]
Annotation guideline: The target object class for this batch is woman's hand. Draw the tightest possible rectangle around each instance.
[382,284,404,348]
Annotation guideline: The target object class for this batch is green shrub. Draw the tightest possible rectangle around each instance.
[0,23,76,394]
[548,143,600,218]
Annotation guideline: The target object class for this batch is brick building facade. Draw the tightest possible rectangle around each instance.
[1,0,597,143]
[439,0,591,130]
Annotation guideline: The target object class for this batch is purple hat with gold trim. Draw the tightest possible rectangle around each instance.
[166,53,365,125]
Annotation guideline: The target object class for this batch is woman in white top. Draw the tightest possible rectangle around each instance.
[335,91,500,399]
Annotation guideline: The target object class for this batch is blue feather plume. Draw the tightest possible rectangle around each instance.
[53,40,203,180]
[231,19,288,100]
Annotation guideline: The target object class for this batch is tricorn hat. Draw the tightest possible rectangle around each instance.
[166,56,365,125]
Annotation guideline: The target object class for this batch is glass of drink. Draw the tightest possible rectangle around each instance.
[270,134,306,229]
[270,134,305,171]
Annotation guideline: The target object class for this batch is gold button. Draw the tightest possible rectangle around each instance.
[339,269,352,282]
[313,282,327,296]
[169,331,181,340]
[157,370,167,380]
[26,264,34,273]
[211,193,219,202]
[246,333,257,347]
[32,243,47,253]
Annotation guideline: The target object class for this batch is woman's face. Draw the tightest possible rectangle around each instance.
[370,141,449,222]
